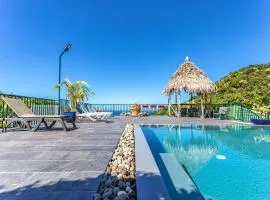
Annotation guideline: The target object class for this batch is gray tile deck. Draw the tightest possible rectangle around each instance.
[0,116,242,200]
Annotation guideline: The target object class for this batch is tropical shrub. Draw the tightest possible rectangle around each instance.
[253,104,270,118]
[152,107,169,116]
[53,79,94,112]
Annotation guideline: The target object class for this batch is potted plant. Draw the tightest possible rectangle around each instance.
[54,78,94,122]
[130,104,141,117]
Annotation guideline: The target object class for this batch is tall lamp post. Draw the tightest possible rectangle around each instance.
[58,43,72,115]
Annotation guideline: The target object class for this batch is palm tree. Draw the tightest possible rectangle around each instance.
[54,78,95,112]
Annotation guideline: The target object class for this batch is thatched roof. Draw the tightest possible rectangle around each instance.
[163,56,217,95]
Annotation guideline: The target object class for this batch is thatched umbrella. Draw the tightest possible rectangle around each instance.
[163,56,216,117]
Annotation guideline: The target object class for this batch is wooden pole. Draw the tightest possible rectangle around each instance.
[178,92,181,118]
[168,95,171,116]
[201,93,205,118]
[174,92,177,117]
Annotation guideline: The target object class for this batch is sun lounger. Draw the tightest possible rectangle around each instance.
[77,103,112,122]
[213,107,229,119]
[1,97,76,132]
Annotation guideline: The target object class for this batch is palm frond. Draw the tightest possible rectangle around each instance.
[53,78,95,111]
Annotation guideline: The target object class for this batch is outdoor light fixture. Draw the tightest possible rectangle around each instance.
[58,43,72,115]
[63,43,72,52]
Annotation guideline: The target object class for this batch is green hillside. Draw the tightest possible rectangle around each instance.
[210,63,270,108]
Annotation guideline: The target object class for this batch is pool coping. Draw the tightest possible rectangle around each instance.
[134,125,205,200]
[137,123,270,130]
[135,126,171,200]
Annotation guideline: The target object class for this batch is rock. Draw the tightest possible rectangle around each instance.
[125,181,131,187]
[111,171,117,176]
[111,176,118,184]
[126,186,132,193]
[102,188,113,199]
[95,124,137,199]
[117,173,123,180]
[117,190,128,197]
[122,168,127,176]
[93,193,101,200]
[106,166,112,173]
[128,190,136,197]
[113,195,126,200]
[124,164,130,170]
[99,186,105,194]
[131,183,136,189]
[105,179,112,187]
[118,180,126,189]
[113,186,120,195]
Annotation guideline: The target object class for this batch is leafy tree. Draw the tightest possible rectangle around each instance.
[189,63,270,111]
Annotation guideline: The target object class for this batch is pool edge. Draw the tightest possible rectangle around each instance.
[135,125,205,200]
[135,126,172,200]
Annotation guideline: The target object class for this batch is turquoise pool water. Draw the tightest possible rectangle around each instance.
[141,125,270,200]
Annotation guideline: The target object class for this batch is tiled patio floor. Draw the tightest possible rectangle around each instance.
[0,116,242,200]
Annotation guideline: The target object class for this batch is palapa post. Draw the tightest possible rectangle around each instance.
[163,56,216,118]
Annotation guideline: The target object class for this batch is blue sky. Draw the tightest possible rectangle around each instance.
[0,0,269,103]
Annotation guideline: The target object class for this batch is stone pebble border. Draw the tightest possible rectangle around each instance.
[94,124,137,200]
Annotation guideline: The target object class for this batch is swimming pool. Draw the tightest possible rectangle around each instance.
[141,125,270,200]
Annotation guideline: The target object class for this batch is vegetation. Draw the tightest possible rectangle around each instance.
[153,107,169,115]
[253,104,270,118]
[213,63,270,107]
[53,78,94,112]
[189,63,270,112]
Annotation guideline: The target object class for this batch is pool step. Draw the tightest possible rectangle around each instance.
[160,153,205,200]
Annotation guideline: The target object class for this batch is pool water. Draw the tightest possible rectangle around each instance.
[141,125,270,200]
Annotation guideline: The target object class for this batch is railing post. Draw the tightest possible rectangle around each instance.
[240,103,244,122]
[1,96,4,129]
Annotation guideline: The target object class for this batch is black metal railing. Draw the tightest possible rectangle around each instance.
[85,103,168,116]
